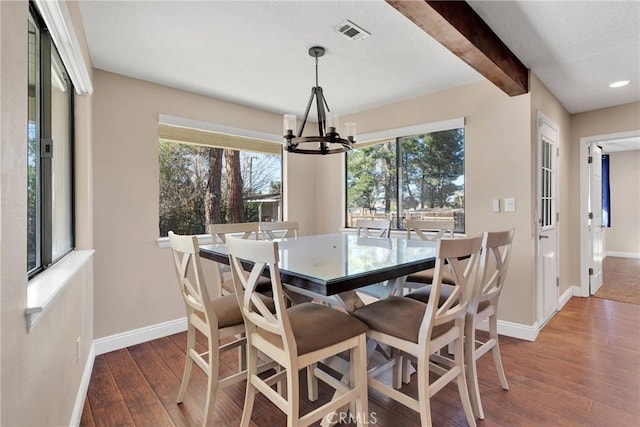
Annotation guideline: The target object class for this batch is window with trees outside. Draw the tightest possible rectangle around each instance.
[28,5,75,277]
[346,127,465,232]
[159,125,282,237]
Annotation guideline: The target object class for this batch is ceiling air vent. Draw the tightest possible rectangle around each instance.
[337,20,371,41]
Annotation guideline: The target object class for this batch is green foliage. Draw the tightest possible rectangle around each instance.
[347,141,397,213]
[346,128,465,228]
[401,128,464,209]
[159,141,282,236]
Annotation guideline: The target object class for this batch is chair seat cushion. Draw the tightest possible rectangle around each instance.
[352,296,452,344]
[260,303,368,356]
[406,267,456,285]
[222,276,272,294]
[209,293,274,328]
[407,285,490,312]
[406,284,457,306]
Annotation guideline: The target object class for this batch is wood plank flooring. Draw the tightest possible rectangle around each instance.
[81,296,640,426]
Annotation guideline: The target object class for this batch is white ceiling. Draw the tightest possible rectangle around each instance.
[79,0,640,122]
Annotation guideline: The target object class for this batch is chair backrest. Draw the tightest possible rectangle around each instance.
[356,219,391,238]
[405,219,455,241]
[260,221,299,240]
[168,231,217,326]
[422,235,483,340]
[470,229,515,312]
[227,236,297,356]
[207,222,260,243]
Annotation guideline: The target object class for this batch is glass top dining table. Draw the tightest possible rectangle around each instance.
[199,233,438,298]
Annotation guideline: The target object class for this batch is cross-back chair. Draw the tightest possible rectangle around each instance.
[227,236,370,427]
[406,229,514,420]
[352,236,483,427]
[207,222,264,295]
[168,231,252,426]
[404,219,457,287]
[356,218,391,238]
[260,220,299,240]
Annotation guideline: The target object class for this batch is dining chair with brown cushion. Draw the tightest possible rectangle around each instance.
[356,218,391,238]
[168,231,274,426]
[260,220,299,240]
[406,228,514,420]
[207,222,268,295]
[227,236,370,427]
[352,235,482,427]
[404,219,456,287]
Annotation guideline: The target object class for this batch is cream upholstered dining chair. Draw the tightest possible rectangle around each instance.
[168,231,275,426]
[356,218,391,238]
[227,236,370,427]
[260,220,299,240]
[352,235,483,427]
[207,222,266,295]
[407,228,515,420]
[404,219,456,287]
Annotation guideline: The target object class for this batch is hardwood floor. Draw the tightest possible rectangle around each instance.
[81,297,640,426]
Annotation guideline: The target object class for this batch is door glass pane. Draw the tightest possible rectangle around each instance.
[540,138,553,228]
[27,17,40,272]
[50,47,73,260]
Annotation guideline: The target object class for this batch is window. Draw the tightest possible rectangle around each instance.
[159,126,282,236]
[346,127,464,232]
[28,6,74,277]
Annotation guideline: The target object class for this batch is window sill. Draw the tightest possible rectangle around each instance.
[25,249,95,332]
[157,234,213,249]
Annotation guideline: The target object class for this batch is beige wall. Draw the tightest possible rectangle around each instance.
[326,80,538,325]
[0,1,94,425]
[92,71,294,338]
[606,149,640,254]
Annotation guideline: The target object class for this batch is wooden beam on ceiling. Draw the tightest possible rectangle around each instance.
[386,0,529,96]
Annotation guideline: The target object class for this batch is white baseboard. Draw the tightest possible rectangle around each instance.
[94,317,187,356]
[476,318,539,342]
[606,251,640,259]
[69,341,96,427]
[558,286,578,310]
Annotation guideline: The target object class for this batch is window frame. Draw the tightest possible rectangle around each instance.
[28,3,75,279]
[344,120,465,233]
[158,124,284,238]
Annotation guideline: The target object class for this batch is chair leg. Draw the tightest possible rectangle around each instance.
[177,325,195,403]
[416,354,433,427]
[202,336,220,427]
[392,348,402,389]
[239,332,247,371]
[241,341,258,427]
[465,322,484,420]
[454,333,476,427]
[286,360,300,427]
[352,335,369,427]
[307,363,318,402]
[490,314,509,390]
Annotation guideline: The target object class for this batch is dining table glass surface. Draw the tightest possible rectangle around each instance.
[200,233,438,296]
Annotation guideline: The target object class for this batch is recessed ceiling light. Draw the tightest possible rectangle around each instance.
[609,80,631,88]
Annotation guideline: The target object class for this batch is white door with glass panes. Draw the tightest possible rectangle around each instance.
[537,113,559,327]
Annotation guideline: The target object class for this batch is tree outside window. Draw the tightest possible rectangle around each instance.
[159,141,281,236]
[347,128,464,232]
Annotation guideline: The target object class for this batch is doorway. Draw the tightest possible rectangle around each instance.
[579,130,640,297]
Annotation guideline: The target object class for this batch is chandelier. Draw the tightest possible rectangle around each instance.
[283,46,356,155]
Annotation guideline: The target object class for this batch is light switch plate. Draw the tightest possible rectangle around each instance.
[504,197,516,212]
